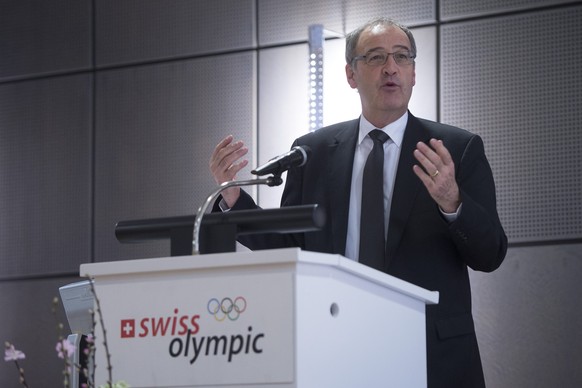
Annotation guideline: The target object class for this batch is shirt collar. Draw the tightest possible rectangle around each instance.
[358,112,408,148]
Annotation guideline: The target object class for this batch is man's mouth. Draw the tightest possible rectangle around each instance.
[382,81,399,89]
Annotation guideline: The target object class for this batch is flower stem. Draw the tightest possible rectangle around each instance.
[13,361,29,388]
[53,298,71,388]
[86,277,113,387]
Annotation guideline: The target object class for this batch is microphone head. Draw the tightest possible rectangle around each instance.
[251,144,312,176]
[292,145,311,167]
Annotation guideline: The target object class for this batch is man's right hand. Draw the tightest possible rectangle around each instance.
[209,135,249,208]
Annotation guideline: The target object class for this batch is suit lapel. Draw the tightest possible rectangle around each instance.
[327,119,359,255]
[385,113,427,269]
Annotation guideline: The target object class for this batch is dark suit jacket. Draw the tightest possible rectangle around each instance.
[219,112,507,388]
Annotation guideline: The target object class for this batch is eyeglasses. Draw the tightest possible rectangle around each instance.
[351,50,415,67]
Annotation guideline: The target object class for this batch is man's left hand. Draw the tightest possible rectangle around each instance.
[412,138,461,213]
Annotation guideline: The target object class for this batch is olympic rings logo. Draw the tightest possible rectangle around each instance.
[207,297,247,322]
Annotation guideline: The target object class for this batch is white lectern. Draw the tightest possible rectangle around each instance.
[80,248,438,388]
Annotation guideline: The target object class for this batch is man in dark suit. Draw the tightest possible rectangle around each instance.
[210,17,507,388]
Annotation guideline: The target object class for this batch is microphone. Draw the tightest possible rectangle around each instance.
[251,145,311,176]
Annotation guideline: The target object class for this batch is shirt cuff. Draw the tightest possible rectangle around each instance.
[218,198,231,212]
[440,203,462,223]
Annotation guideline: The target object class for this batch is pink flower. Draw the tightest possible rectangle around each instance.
[83,334,95,355]
[4,343,26,362]
[55,339,76,359]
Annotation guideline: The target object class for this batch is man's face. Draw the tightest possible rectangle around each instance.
[346,25,416,124]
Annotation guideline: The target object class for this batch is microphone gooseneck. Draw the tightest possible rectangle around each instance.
[192,176,283,255]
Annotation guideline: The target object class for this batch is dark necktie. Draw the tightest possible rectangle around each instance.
[359,129,389,271]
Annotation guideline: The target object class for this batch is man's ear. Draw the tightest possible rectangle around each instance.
[345,63,357,89]
[412,62,416,87]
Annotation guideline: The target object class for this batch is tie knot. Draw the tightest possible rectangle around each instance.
[368,129,389,144]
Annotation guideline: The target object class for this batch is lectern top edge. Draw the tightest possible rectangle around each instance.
[335,256,439,305]
[80,248,438,305]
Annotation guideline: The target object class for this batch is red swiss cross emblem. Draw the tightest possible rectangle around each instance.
[120,319,135,338]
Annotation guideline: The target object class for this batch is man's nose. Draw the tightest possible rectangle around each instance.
[382,56,398,75]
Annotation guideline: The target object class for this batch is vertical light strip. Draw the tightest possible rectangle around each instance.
[308,24,324,131]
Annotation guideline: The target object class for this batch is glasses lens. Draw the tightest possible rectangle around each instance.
[393,51,413,65]
[366,52,388,66]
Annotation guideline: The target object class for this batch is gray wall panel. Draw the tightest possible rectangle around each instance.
[0,0,92,81]
[0,75,93,278]
[0,276,80,388]
[440,7,582,244]
[441,0,579,20]
[95,53,256,261]
[257,44,310,207]
[471,244,582,387]
[96,0,256,67]
[257,0,435,46]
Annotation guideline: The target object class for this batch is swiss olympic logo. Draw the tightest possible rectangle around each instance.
[207,297,247,321]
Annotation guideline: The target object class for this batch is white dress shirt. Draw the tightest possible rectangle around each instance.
[344,113,408,261]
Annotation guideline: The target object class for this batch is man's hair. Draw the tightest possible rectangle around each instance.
[345,17,417,65]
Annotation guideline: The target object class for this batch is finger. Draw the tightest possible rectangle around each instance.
[412,164,435,188]
[227,159,249,178]
[210,137,246,171]
[429,139,453,166]
[211,135,234,160]
[413,144,439,177]
[210,136,231,167]
[212,160,247,185]
[215,134,234,150]
[211,148,249,184]
[210,137,249,185]
[213,136,240,160]
[218,143,248,171]
[416,140,441,165]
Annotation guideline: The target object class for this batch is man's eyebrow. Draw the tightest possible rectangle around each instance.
[365,46,385,53]
[365,44,411,53]
[392,44,411,51]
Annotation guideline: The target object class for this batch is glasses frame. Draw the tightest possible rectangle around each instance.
[351,50,416,67]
